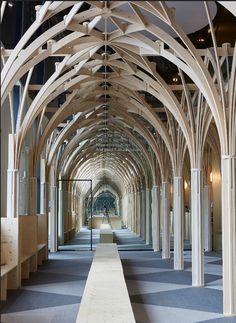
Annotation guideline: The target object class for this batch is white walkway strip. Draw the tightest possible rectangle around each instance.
[76,243,136,323]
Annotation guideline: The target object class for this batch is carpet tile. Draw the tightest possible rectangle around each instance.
[1,290,81,314]
[1,230,230,323]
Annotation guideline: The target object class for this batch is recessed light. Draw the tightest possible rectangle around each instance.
[8,2,13,7]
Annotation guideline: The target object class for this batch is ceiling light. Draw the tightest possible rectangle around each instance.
[210,172,213,182]
[8,1,13,7]
[184,181,188,190]
[172,77,178,82]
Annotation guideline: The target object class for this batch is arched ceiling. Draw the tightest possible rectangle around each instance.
[1,1,235,197]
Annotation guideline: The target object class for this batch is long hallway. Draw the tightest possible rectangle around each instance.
[1,1,236,321]
[1,250,230,323]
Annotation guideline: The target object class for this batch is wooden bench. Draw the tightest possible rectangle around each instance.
[1,263,18,300]
[20,216,38,279]
[100,224,113,243]
[37,243,47,266]
[1,216,48,300]
[1,244,17,301]
[21,254,33,279]
[20,252,38,279]
[1,218,19,300]
[37,214,48,261]
[76,243,135,323]
[21,243,47,278]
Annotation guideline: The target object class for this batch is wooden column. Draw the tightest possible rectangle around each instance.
[162,181,170,259]
[191,169,204,286]
[221,156,236,315]
[7,134,19,218]
[145,188,151,244]
[152,185,160,251]
[40,158,46,214]
[173,177,184,270]
[140,189,146,240]
[203,185,212,252]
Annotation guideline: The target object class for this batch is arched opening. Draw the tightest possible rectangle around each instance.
[91,190,118,216]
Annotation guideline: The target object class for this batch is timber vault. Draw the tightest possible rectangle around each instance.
[1,1,236,317]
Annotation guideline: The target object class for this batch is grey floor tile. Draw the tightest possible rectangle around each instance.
[1,290,81,314]
[130,287,223,313]
[0,303,80,323]
[126,270,221,285]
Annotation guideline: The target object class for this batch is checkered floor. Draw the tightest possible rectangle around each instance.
[120,250,234,323]
[1,231,234,323]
